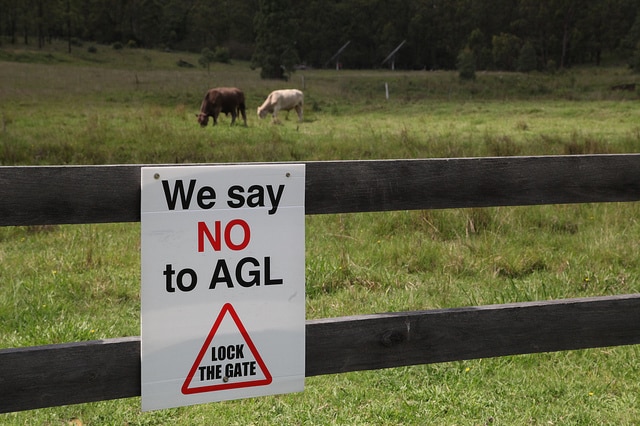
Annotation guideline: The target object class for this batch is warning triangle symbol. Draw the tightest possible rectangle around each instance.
[181,303,273,395]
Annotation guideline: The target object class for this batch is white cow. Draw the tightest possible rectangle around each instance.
[257,89,304,123]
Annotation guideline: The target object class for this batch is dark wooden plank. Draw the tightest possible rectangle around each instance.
[1,155,640,226]
[0,337,140,413]
[2,295,640,412]
[0,165,140,226]
[305,154,640,214]
[305,294,640,375]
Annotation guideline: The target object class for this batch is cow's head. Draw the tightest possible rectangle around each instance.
[257,107,269,119]
[196,113,209,127]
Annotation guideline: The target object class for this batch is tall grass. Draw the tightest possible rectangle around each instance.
[1,43,640,424]
[2,56,639,166]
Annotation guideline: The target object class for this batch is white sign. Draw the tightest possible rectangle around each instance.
[140,164,305,411]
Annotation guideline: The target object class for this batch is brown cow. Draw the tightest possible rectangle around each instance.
[196,87,247,127]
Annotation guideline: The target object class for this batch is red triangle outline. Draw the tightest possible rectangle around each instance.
[181,303,273,395]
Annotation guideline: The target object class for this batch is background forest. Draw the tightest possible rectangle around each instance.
[2,0,640,77]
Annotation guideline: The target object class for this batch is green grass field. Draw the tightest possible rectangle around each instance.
[1,42,640,425]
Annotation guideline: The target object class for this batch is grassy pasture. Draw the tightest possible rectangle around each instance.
[1,43,640,424]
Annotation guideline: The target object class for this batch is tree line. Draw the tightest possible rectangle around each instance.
[1,0,639,77]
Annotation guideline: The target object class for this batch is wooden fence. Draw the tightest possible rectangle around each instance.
[2,154,640,413]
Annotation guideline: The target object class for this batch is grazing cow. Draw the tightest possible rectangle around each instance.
[257,89,304,123]
[196,87,247,127]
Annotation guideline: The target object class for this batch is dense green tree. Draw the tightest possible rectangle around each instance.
[186,0,237,51]
[626,10,640,72]
[467,28,493,70]
[623,6,640,51]
[0,0,18,43]
[517,41,538,71]
[134,0,165,46]
[493,32,521,70]
[292,0,345,67]
[84,0,126,43]
[252,0,299,79]
[457,47,476,80]
[406,0,465,70]
[516,0,553,65]
[346,1,383,68]
[61,0,83,52]
[580,0,637,65]
[199,47,215,71]
[552,0,581,68]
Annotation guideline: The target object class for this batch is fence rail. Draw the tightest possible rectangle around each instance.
[1,154,640,413]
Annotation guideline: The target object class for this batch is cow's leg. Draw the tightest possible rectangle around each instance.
[213,108,220,125]
[272,106,281,123]
[295,105,303,122]
[230,110,237,126]
[239,106,247,126]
